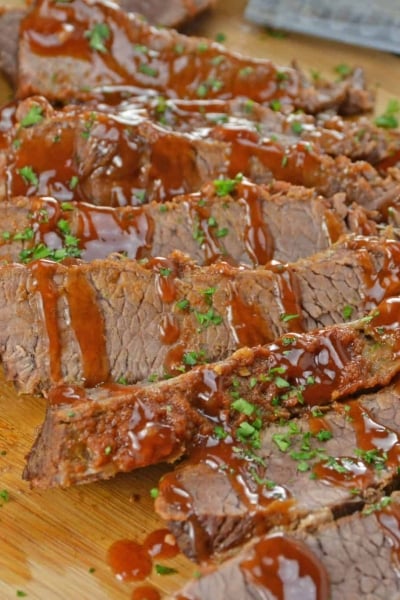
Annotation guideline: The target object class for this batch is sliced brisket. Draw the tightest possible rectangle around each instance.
[0,6,25,86]
[0,97,399,210]
[174,492,400,600]
[23,299,400,489]
[0,181,377,266]
[156,383,400,560]
[16,0,373,114]
[118,0,215,28]
[2,236,400,392]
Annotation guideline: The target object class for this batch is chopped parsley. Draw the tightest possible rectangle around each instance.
[84,23,110,53]
[155,564,178,575]
[213,173,243,196]
[19,166,38,187]
[374,99,400,129]
[20,105,44,128]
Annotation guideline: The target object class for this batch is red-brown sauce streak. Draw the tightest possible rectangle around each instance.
[29,260,62,383]
[108,530,178,594]
[143,528,179,559]
[76,203,155,261]
[227,282,274,347]
[240,533,330,600]
[238,181,275,265]
[270,263,305,333]
[344,238,400,309]
[107,540,152,582]
[65,266,110,386]
[376,503,400,570]
[158,438,292,561]
[348,401,400,467]
[132,586,161,600]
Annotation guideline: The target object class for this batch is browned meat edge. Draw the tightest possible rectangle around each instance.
[16,0,373,114]
[1,236,400,393]
[172,492,400,600]
[23,298,400,490]
[0,180,377,266]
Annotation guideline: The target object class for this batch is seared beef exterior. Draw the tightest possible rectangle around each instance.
[24,299,400,488]
[119,0,215,27]
[156,384,400,560]
[0,97,399,210]
[0,181,377,266]
[0,6,25,86]
[2,236,400,392]
[174,493,400,600]
[16,0,373,114]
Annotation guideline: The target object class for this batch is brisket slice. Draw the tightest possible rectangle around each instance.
[156,383,400,560]
[0,181,377,266]
[16,0,373,114]
[2,236,400,392]
[173,492,400,600]
[118,0,215,28]
[0,6,25,86]
[1,98,399,210]
[23,298,400,489]
[2,94,400,167]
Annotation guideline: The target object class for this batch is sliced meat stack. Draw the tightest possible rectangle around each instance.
[174,492,400,600]
[2,236,400,393]
[0,97,399,211]
[23,298,400,490]
[0,180,377,266]
[14,0,372,112]
[1,1,400,598]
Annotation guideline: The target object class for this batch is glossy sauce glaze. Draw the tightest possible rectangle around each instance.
[376,503,400,571]
[107,529,178,589]
[343,238,400,308]
[19,0,305,107]
[158,438,292,561]
[240,533,330,600]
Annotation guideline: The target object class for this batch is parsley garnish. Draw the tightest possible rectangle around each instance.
[84,23,110,53]
[20,105,44,128]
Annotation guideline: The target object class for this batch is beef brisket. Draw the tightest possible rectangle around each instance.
[174,492,400,600]
[23,299,400,489]
[0,181,377,266]
[156,384,400,560]
[0,97,399,210]
[118,0,215,28]
[0,6,25,86]
[16,0,373,114]
[2,236,400,393]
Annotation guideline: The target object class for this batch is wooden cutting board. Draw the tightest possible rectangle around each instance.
[0,1,400,598]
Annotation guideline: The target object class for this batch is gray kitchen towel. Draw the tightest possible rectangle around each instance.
[245,0,400,53]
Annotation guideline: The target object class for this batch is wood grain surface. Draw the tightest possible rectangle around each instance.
[0,1,399,598]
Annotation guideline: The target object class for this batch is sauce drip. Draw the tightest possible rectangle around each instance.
[240,533,330,600]
[143,528,179,559]
[65,267,110,386]
[47,384,87,406]
[108,529,179,590]
[227,282,274,346]
[270,264,305,333]
[132,586,161,600]
[348,401,400,467]
[377,503,400,571]
[158,438,291,561]
[76,203,154,261]
[28,260,62,383]
[107,540,152,582]
[159,314,180,345]
[237,180,274,265]
[150,257,178,303]
[343,238,400,309]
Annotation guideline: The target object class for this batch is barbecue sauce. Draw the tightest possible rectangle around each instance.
[226,282,274,347]
[65,267,110,386]
[107,529,178,592]
[28,260,63,383]
[343,238,400,308]
[19,0,303,106]
[240,534,330,600]
[157,439,292,561]
[237,181,275,265]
